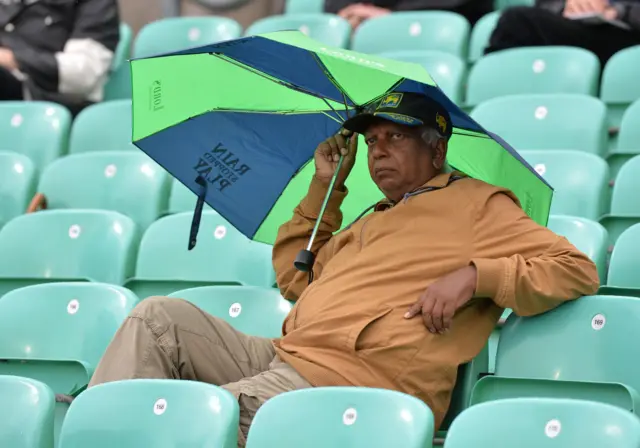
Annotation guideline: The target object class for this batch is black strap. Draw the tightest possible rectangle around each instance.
[188,176,207,251]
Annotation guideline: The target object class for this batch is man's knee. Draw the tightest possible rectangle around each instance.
[130,296,189,318]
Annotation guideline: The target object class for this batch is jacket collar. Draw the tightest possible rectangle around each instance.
[373,171,465,211]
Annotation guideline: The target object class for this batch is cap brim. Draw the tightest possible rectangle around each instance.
[342,113,423,134]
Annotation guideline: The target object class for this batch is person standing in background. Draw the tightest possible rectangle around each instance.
[0,0,120,115]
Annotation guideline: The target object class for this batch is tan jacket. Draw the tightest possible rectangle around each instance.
[272,172,599,428]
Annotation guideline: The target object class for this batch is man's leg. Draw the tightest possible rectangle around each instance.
[222,356,312,447]
[89,296,276,387]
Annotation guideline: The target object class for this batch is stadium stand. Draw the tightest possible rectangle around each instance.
[445,398,640,447]
[600,224,640,295]
[59,380,239,448]
[124,211,275,298]
[600,45,640,130]
[468,11,499,63]
[246,387,434,447]
[33,152,170,229]
[0,376,55,448]
[69,100,135,153]
[0,152,36,229]
[351,12,470,57]
[168,286,292,337]
[103,23,134,102]
[245,14,351,48]
[606,98,640,179]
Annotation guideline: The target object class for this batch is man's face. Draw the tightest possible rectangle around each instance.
[364,120,444,202]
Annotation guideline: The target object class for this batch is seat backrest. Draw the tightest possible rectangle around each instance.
[601,45,640,106]
[0,210,138,284]
[245,14,351,48]
[246,387,433,448]
[471,94,607,155]
[617,98,640,152]
[379,50,465,103]
[59,379,238,448]
[0,283,138,368]
[0,102,71,171]
[496,295,640,390]
[112,23,132,72]
[168,286,291,337]
[0,376,55,448]
[38,152,169,229]
[135,211,274,287]
[444,398,640,447]
[547,215,608,280]
[352,11,470,57]
[69,100,134,153]
[0,151,36,228]
[607,224,640,288]
[610,155,640,215]
[103,23,134,101]
[134,17,242,58]
[284,0,324,14]
[467,46,599,107]
[468,11,499,63]
[520,150,608,220]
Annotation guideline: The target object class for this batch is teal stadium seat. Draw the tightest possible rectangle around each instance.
[246,387,434,448]
[59,380,238,448]
[607,98,640,179]
[0,283,138,442]
[0,376,55,448]
[134,17,242,58]
[471,295,640,415]
[495,0,535,9]
[0,210,138,297]
[168,286,291,337]
[0,102,71,171]
[445,398,640,448]
[124,211,275,297]
[520,150,609,220]
[471,94,608,156]
[245,14,351,48]
[103,23,133,101]
[285,0,324,14]
[379,50,466,104]
[168,178,213,214]
[352,12,470,58]
[466,47,599,107]
[37,152,170,229]
[600,224,640,296]
[600,156,640,250]
[0,152,36,228]
[468,11,499,63]
[601,45,640,130]
[69,100,134,153]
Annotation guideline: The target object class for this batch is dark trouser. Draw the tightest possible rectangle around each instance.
[0,66,23,100]
[486,6,640,66]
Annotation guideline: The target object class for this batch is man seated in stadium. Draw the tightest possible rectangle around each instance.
[90,92,599,446]
[486,0,640,65]
[0,0,120,115]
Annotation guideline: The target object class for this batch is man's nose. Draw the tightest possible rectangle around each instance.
[371,140,389,159]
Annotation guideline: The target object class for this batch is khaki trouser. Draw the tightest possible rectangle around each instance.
[89,296,311,447]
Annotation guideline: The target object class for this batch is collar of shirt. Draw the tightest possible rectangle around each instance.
[373,171,464,211]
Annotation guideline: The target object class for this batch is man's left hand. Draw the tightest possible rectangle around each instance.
[0,48,18,71]
[338,3,390,28]
[405,265,477,334]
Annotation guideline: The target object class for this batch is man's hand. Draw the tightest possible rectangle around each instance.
[405,265,477,334]
[563,0,607,17]
[314,129,358,190]
[338,3,390,28]
[0,48,17,71]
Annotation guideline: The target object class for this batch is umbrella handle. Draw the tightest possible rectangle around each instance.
[294,153,345,273]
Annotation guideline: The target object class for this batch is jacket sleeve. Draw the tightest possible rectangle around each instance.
[470,190,600,316]
[615,2,640,31]
[272,177,347,301]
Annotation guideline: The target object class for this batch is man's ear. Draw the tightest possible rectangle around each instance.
[432,139,448,170]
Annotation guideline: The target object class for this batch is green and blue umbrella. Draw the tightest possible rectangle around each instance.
[131,30,552,246]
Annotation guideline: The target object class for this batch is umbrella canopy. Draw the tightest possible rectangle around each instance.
[131,30,552,245]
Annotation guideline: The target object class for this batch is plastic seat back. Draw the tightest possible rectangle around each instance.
[0,102,71,171]
[38,152,169,229]
[607,224,640,288]
[0,376,55,448]
[134,17,242,58]
[547,215,608,282]
[168,286,291,337]
[103,23,133,101]
[467,46,599,107]
[608,99,640,179]
[59,380,238,448]
[125,211,275,297]
[471,94,608,155]
[352,11,470,57]
[69,100,134,153]
[468,11,499,63]
[520,150,608,220]
[0,210,138,295]
[246,14,351,48]
[246,387,434,448]
[168,178,214,214]
[601,155,640,248]
[0,151,36,228]
[379,50,465,104]
[285,0,324,14]
[601,45,640,128]
[445,398,640,448]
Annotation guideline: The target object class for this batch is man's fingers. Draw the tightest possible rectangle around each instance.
[430,300,445,334]
[420,293,437,333]
[404,297,424,319]
[441,302,456,332]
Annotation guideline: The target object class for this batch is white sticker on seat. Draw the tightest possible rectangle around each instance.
[591,314,606,330]
[11,113,22,127]
[534,164,546,176]
[154,398,167,415]
[343,408,357,425]
[299,25,310,35]
[214,225,226,239]
[532,59,546,73]
[545,419,561,438]
[534,106,548,120]
[104,164,117,178]
[68,225,81,239]
[188,27,201,41]
[409,22,422,36]
[67,299,79,315]
[229,303,242,318]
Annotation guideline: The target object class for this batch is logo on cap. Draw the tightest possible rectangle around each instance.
[379,93,403,109]
[435,113,447,134]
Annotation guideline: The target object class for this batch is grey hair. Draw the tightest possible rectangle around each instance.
[420,126,446,148]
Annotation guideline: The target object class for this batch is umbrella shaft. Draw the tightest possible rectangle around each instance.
[306,154,345,251]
